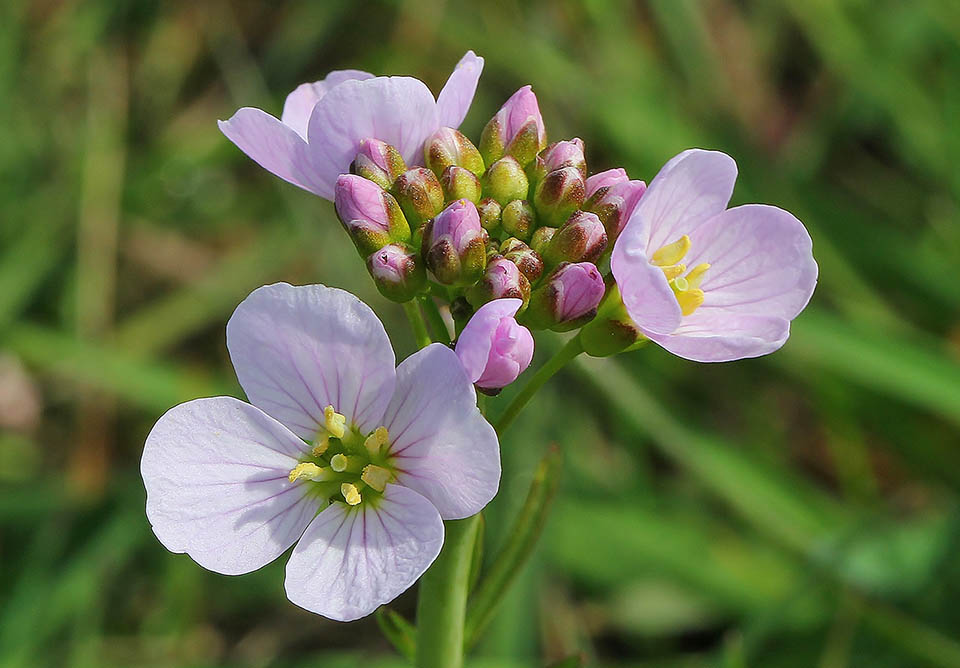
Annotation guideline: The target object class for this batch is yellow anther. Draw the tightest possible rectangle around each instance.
[312,434,330,457]
[361,464,392,492]
[364,426,389,457]
[330,453,349,473]
[660,263,686,281]
[650,235,691,267]
[323,405,347,439]
[288,462,334,483]
[676,288,705,316]
[685,263,710,290]
[341,482,362,506]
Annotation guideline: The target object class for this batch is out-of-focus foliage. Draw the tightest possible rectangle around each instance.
[2,1,959,666]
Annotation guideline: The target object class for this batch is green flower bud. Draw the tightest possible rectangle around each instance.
[500,237,544,283]
[483,156,529,206]
[367,244,426,303]
[530,226,557,255]
[393,168,445,227]
[424,127,485,178]
[542,210,607,266]
[501,199,536,241]
[477,198,503,237]
[533,166,586,226]
[440,165,482,204]
[579,281,646,357]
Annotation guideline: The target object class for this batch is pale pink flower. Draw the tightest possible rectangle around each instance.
[456,299,534,390]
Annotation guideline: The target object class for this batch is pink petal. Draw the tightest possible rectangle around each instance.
[227,283,396,440]
[455,298,523,382]
[218,108,328,197]
[305,76,440,195]
[280,70,374,140]
[585,168,629,199]
[629,149,738,254]
[647,313,792,362]
[436,51,484,129]
[284,484,443,621]
[141,397,321,575]
[382,344,500,519]
[611,225,682,335]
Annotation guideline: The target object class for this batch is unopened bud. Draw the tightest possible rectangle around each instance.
[467,256,531,308]
[422,199,487,286]
[483,156,529,206]
[479,86,547,167]
[583,169,646,241]
[367,244,426,302]
[393,167,445,226]
[455,298,534,390]
[542,210,607,265]
[501,199,536,241]
[500,238,544,283]
[531,138,586,184]
[533,166,586,226]
[579,281,645,357]
[424,127,485,178]
[335,174,409,255]
[530,226,557,255]
[523,261,605,331]
[351,138,407,190]
[477,198,503,237]
[440,165,482,203]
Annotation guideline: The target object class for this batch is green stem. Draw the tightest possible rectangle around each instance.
[403,300,432,349]
[415,515,482,668]
[419,295,451,345]
[495,334,585,436]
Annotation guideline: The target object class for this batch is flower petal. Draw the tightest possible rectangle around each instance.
[611,226,682,335]
[686,204,818,321]
[455,298,523,383]
[647,313,792,362]
[281,70,375,140]
[227,283,396,440]
[218,108,329,197]
[382,344,500,519]
[306,76,440,194]
[436,51,484,129]
[141,397,320,575]
[284,484,443,621]
[629,149,738,254]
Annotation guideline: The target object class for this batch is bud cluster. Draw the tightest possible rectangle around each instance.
[332,85,646,337]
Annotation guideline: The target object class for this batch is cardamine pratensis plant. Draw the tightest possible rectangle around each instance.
[142,51,817,668]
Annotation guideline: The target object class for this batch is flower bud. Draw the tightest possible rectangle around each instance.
[501,199,536,241]
[523,262,605,331]
[479,86,546,167]
[477,198,503,237]
[455,298,534,390]
[351,139,407,190]
[424,127,485,178]
[580,281,645,357]
[334,174,410,255]
[467,256,531,308]
[483,156,529,206]
[367,244,425,302]
[583,170,646,240]
[531,138,586,184]
[542,210,607,265]
[530,226,557,255]
[392,168,445,227]
[422,199,487,286]
[533,166,586,226]
[500,237,544,283]
[440,165,482,203]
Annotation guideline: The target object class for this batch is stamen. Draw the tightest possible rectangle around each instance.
[330,454,364,473]
[685,263,710,290]
[323,405,347,439]
[361,464,392,492]
[312,434,330,457]
[660,263,686,281]
[288,462,335,483]
[341,482,362,506]
[650,235,691,267]
[676,288,705,316]
[364,426,389,457]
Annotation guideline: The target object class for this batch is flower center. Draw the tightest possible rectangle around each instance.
[287,405,396,507]
[650,234,710,316]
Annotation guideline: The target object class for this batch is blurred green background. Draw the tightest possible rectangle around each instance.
[3,1,960,666]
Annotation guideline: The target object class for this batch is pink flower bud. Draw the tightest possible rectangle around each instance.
[524,261,605,331]
[538,139,586,178]
[543,210,608,265]
[533,166,586,226]
[479,86,547,167]
[585,168,629,200]
[467,256,531,308]
[423,199,487,286]
[335,174,410,255]
[583,171,647,240]
[455,299,534,390]
[367,244,425,302]
[352,138,407,189]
